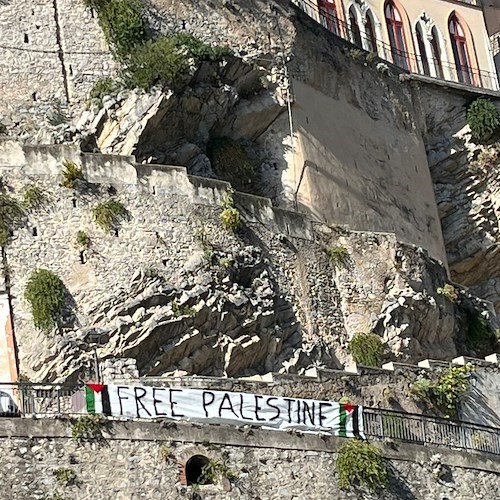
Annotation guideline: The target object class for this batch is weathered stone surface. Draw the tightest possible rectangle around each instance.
[0,419,498,500]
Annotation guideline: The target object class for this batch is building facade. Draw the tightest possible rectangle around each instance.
[294,0,499,90]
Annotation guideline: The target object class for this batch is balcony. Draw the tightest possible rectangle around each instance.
[290,0,498,91]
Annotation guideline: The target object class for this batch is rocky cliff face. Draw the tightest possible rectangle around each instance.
[1,150,495,383]
[422,85,500,314]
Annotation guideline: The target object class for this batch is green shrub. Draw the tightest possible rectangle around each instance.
[53,468,78,487]
[171,33,230,62]
[326,245,349,268]
[467,98,500,141]
[88,77,122,108]
[348,333,384,367]
[0,193,24,246]
[61,160,83,189]
[76,230,90,247]
[349,48,364,62]
[71,414,104,441]
[219,191,242,232]
[92,199,130,232]
[221,207,242,232]
[336,440,388,491]
[159,443,173,461]
[200,459,238,484]
[24,269,65,332]
[410,378,432,399]
[125,37,191,90]
[23,184,45,209]
[207,137,258,193]
[85,0,146,58]
[436,283,458,302]
[432,364,473,418]
[172,299,196,318]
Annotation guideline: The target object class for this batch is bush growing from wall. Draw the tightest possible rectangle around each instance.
[432,364,474,418]
[326,245,349,268]
[0,193,24,246]
[336,440,388,491]
[348,333,384,367]
[436,283,458,302]
[24,269,65,332]
[71,414,104,442]
[84,0,146,58]
[125,37,191,91]
[76,230,91,248]
[92,199,130,232]
[23,184,46,210]
[219,191,242,232]
[60,160,83,189]
[170,33,231,62]
[411,364,474,418]
[467,98,500,142]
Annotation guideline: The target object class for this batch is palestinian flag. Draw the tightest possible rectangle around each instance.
[338,403,364,439]
[85,384,111,416]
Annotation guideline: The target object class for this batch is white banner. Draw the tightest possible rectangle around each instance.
[85,384,364,438]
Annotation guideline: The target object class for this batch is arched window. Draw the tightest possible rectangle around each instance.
[430,27,444,79]
[319,0,340,36]
[365,11,378,54]
[449,14,472,84]
[416,24,430,75]
[349,6,362,47]
[385,1,409,70]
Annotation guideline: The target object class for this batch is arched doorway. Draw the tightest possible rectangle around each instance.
[416,24,430,75]
[385,1,409,70]
[349,6,362,47]
[449,14,472,84]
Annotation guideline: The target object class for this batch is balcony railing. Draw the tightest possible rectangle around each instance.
[1,382,499,455]
[290,0,499,91]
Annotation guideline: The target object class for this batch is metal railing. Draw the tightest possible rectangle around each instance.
[364,408,500,455]
[290,0,499,91]
[1,383,499,455]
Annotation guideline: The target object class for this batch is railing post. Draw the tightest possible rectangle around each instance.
[56,385,61,415]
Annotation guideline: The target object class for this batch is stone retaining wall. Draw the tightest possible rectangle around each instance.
[0,418,498,499]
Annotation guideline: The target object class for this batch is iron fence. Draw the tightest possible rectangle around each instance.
[1,382,499,455]
[364,407,500,455]
[289,0,499,91]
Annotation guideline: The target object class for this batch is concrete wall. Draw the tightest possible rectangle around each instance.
[288,78,447,263]
[0,417,498,499]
